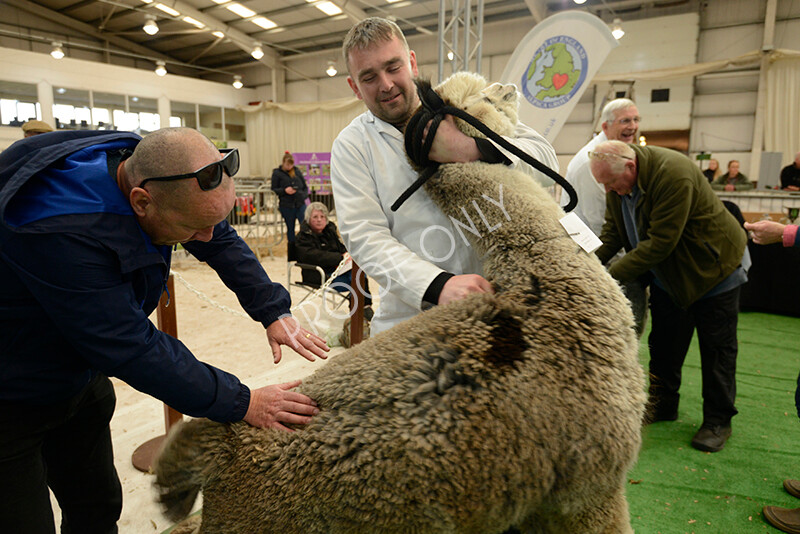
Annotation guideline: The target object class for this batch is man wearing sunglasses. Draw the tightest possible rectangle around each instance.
[0,127,328,534]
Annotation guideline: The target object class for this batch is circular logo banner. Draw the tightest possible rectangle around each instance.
[521,35,588,109]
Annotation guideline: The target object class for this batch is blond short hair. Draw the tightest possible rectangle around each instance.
[342,17,408,73]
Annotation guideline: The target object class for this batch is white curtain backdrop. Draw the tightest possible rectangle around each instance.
[765,56,800,166]
[240,97,365,177]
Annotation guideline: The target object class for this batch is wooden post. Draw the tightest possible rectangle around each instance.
[131,274,184,473]
[349,260,366,346]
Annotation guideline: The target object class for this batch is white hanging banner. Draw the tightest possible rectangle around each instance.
[501,11,618,141]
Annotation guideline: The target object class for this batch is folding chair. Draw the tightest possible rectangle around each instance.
[286,245,350,309]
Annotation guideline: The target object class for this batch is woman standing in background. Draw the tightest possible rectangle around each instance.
[271,152,309,252]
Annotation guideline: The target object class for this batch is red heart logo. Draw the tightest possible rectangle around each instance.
[552,73,568,90]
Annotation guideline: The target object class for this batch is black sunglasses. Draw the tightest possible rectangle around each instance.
[138,148,239,191]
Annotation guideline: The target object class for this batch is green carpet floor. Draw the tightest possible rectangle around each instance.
[163,312,799,533]
[628,311,800,533]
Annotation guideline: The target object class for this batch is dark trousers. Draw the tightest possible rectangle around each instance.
[647,284,740,426]
[280,205,306,243]
[0,375,122,534]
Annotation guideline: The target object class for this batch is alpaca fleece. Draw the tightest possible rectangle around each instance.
[154,72,646,534]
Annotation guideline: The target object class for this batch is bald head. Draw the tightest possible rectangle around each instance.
[121,127,236,245]
[589,140,638,196]
[125,128,217,188]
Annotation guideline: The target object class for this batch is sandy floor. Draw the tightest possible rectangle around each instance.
[49,251,358,533]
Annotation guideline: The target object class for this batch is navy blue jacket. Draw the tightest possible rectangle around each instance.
[0,131,291,422]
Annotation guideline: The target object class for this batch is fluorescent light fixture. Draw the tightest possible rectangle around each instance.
[50,42,65,60]
[155,60,167,76]
[251,45,264,60]
[306,0,342,16]
[573,0,587,4]
[251,16,277,29]
[611,18,625,40]
[226,3,255,18]
[155,3,180,16]
[212,31,225,38]
[386,0,402,3]
[140,0,153,4]
[182,16,205,28]
[143,15,159,35]
[326,62,337,77]
[211,0,227,3]
[232,75,243,89]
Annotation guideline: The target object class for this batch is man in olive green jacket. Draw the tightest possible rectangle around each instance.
[590,140,747,453]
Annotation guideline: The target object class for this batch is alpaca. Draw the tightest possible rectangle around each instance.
[154,72,646,534]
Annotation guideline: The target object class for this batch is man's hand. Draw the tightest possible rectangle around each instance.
[285,186,297,195]
[424,115,482,164]
[786,185,800,191]
[744,220,785,245]
[724,184,735,192]
[243,380,319,431]
[438,274,494,306]
[266,316,329,364]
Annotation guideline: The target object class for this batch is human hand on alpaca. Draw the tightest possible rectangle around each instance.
[266,316,329,364]
[438,274,494,306]
[423,115,481,164]
[243,380,319,431]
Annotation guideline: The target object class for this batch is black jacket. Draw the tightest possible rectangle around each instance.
[295,221,346,285]
[271,166,308,209]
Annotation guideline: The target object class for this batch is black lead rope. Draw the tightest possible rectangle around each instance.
[391,80,579,213]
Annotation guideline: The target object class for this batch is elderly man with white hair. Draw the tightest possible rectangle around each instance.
[561,98,648,335]
[590,139,747,453]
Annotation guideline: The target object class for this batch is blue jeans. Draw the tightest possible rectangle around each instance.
[280,206,305,243]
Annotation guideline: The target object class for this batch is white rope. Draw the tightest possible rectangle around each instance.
[169,253,354,318]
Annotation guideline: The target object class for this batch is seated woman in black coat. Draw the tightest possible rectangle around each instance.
[295,202,372,309]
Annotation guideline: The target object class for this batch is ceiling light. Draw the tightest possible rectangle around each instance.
[155,60,167,76]
[131,96,140,102]
[226,3,255,18]
[573,0,587,4]
[611,18,625,40]
[251,45,264,60]
[232,75,243,89]
[56,87,67,94]
[50,42,65,59]
[447,50,454,61]
[140,0,153,4]
[306,0,342,16]
[386,0,401,3]
[251,16,276,29]
[182,16,205,29]
[212,31,225,38]
[143,15,159,35]
[326,62,337,77]
[155,3,180,16]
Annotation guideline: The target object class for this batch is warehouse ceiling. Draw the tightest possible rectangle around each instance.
[0,0,700,84]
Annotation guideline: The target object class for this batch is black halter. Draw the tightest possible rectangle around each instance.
[391,79,578,213]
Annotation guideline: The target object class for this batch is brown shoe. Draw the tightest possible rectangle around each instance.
[763,506,800,534]
[786,480,800,500]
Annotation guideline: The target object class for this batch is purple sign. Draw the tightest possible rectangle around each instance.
[293,152,332,195]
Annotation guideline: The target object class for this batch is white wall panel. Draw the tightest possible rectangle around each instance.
[691,115,755,152]
[697,25,763,62]
[693,92,758,116]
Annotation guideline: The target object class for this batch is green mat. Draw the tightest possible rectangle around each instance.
[628,311,800,533]
[162,312,799,533]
